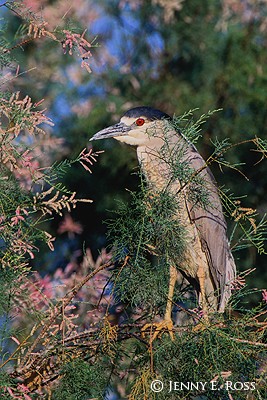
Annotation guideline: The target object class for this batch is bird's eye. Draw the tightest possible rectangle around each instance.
[135,118,145,126]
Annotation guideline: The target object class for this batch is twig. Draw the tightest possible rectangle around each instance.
[220,334,267,348]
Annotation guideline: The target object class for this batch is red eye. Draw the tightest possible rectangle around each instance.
[136,118,145,126]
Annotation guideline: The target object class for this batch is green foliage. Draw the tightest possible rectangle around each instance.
[1,2,267,399]
[0,169,32,312]
[171,109,222,145]
[108,193,173,306]
[107,185,189,308]
[149,320,266,400]
[52,359,108,400]
[0,18,12,69]
[0,371,13,399]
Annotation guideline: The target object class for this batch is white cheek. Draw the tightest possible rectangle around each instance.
[115,127,147,146]
[115,136,143,146]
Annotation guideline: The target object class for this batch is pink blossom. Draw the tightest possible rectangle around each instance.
[13,239,37,259]
[57,214,83,237]
[62,30,93,73]
[78,147,103,173]
[262,289,267,303]
[10,207,28,226]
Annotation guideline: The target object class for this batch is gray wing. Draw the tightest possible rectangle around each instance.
[185,146,236,311]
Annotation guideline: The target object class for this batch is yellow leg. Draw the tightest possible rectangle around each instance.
[142,265,177,342]
[164,264,177,323]
[196,264,209,321]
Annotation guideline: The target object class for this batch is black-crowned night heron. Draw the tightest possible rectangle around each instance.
[91,106,236,339]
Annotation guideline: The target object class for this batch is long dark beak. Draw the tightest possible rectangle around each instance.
[90,122,131,141]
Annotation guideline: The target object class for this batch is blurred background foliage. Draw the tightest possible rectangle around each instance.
[1,0,267,299]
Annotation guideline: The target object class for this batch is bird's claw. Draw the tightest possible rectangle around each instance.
[141,319,174,343]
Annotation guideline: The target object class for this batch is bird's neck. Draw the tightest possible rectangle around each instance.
[137,143,176,191]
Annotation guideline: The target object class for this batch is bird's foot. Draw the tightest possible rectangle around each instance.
[192,321,208,332]
[192,312,211,332]
[141,318,174,343]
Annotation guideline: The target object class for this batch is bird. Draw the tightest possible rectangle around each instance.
[90,106,236,340]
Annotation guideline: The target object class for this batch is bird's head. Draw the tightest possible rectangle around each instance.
[90,106,171,147]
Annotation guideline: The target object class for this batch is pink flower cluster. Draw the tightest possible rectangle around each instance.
[62,30,93,73]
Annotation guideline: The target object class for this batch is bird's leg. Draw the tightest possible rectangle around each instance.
[142,265,178,343]
[164,264,177,326]
[196,264,209,322]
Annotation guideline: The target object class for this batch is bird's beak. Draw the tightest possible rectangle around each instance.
[90,122,131,141]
